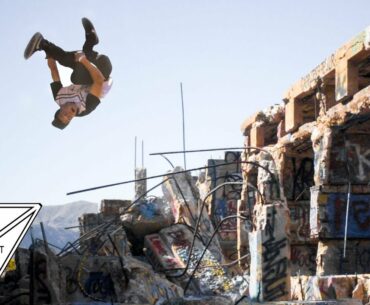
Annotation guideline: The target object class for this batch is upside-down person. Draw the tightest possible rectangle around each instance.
[24,18,112,129]
[47,52,106,129]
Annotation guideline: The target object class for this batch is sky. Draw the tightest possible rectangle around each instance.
[1,1,370,206]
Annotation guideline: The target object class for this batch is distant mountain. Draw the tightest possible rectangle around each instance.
[21,200,99,250]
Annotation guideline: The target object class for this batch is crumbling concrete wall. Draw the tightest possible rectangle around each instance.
[291,274,370,304]
[200,151,243,259]
[249,203,291,302]
[240,24,370,303]
[162,167,224,262]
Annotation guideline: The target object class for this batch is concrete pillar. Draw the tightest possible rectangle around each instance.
[249,203,291,302]
[135,167,147,199]
[250,125,265,148]
[285,98,302,133]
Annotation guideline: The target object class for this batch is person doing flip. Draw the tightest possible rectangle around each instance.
[24,18,112,129]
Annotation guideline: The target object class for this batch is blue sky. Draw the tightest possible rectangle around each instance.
[1,1,369,206]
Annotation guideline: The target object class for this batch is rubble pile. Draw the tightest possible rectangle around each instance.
[1,25,370,305]
[0,167,249,305]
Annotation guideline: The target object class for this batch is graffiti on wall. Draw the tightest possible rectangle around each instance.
[83,271,115,300]
[286,157,314,201]
[208,151,242,242]
[345,141,370,181]
[329,134,370,184]
[261,208,289,301]
[289,204,310,242]
[338,242,370,274]
[145,234,182,271]
[326,193,370,238]
[290,245,316,276]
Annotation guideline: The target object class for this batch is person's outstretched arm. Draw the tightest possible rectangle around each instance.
[48,58,60,82]
[75,52,104,98]
[48,58,62,100]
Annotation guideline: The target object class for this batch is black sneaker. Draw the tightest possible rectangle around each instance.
[24,32,44,59]
[82,17,99,45]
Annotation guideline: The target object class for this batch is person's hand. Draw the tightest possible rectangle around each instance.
[75,51,86,63]
[47,57,57,70]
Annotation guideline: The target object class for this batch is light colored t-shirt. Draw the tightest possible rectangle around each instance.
[101,77,113,98]
[55,84,90,114]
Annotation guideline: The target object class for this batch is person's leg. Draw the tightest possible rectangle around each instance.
[25,32,93,84]
[69,18,100,85]
[41,39,76,69]
[81,18,99,63]
[24,32,77,68]
[44,39,93,84]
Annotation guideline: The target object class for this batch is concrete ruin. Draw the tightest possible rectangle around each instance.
[239,24,370,304]
[1,26,370,305]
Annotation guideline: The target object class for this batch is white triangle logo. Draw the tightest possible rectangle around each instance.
[0,203,42,276]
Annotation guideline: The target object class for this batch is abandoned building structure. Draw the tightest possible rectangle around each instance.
[1,25,370,305]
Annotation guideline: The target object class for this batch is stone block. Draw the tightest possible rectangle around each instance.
[78,212,102,236]
[162,167,198,224]
[310,186,370,239]
[120,197,173,239]
[249,204,291,302]
[316,240,370,275]
[100,199,131,216]
[144,233,183,272]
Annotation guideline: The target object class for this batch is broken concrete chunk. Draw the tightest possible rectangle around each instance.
[121,197,174,239]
